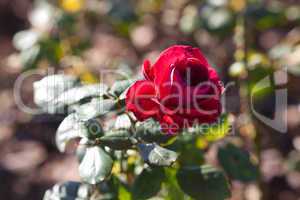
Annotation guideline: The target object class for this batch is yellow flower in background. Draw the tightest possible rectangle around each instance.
[196,137,208,149]
[61,56,99,83]
[229,0,246,12]
[111,162,121,175]
[80,71,99,84]
[248,52,270,69]
[127,155,137,165]
[60,0,85,12]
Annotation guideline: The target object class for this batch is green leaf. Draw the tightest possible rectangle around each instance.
[164,168,186,200]
[33,74,80,112]
[177,142,205,167]
[56,12,77,35]
[218,143,259,182]
[176,165,231,200]
[109,79,134,97]
[56,114,103,152]
[39,37,63,64]
[132,167,165,200]
[114,114,132,129]
[118,184,132,200]
[99,129,136,150]
[94,177,119,200]
[135,119,174,144]
[56,113,83,152]
[50,83,108,110]
[190,114,230,142]
[79,146,113,184]
[43,181,93,200]
[76,98,117,121]
[138,143,178,166]
[168,134,204,166]
[84,119,104,139]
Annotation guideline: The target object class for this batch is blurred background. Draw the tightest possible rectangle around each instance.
[0,0,300,199]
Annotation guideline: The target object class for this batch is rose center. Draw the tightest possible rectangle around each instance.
[179,63,209,86]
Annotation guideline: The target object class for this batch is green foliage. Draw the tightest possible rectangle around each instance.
[43,181,93,200]
[248,67,274,100]
[189,114,231,142]
[33,74,233,199]
[56,113,103,152]
[176,165,231,200]
[33,74,80,112]
[76,99,118,121]
[114,114,132,129]
[118,184,132,200]
[99,129,136,150]
[56,113,83,152]
[170,135,204,166]
[135,119,174,144]
[218,143,259,182]
[132,167,165,200]
[138,143,178,167]
[56,13,77,35]
[43,180,119,200]
[109,79,135,97]
[79,146,113,184]
[39,38,63,64]
[50,83,108,111]
[246,6,286,30]
[164,168,186,200]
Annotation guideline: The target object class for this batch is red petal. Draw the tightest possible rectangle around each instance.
[152,45,208,78]
[179,98,222,124]
[159,114,183,134]
[126,80,159,121]
[142,59,154,81]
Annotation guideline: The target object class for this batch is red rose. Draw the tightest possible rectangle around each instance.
[126,45,223,134]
